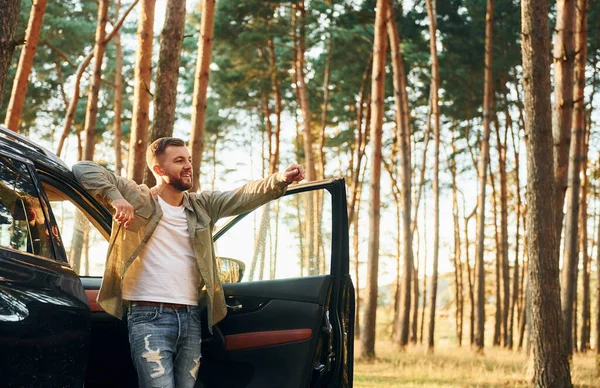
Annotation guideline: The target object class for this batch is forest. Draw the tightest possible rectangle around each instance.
[0,0,599,386]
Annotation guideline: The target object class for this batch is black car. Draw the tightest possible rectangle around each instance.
[0,125,355,388]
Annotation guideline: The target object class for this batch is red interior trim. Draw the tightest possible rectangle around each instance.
[225,329,312,351]
[85,289,104,312]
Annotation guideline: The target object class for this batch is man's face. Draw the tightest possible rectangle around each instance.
[155,146,193,191]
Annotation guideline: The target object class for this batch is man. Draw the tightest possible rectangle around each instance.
[73,137,305,388]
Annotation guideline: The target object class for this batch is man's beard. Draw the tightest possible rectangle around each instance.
[169,174,193,191]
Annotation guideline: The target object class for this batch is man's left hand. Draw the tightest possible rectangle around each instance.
[281,164,305,184]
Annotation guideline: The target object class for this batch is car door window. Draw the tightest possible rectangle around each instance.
[214,189,332,282]
[42,182,109,277]
[0,156,55,259]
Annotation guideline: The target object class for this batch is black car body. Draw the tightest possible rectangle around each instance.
[0,125,355,387]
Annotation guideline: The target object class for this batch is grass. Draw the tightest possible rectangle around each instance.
[352,309,599,387]
[354,341,599,387]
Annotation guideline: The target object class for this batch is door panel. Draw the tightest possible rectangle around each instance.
[223,275,331,305]
[201,179,353,388]
[200,277,331,388]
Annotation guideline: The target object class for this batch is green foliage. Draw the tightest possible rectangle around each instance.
[1,0,140,154]
[2,1,98,133]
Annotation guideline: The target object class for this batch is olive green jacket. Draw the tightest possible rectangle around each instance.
[72,161,287,329]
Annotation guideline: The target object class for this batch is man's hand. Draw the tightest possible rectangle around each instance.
[111,198,134,228]
[280,164,305,184]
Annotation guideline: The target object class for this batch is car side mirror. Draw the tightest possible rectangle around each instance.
[216,257,245,284]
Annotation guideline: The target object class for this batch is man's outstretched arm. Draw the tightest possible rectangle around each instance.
[199,164,305,222]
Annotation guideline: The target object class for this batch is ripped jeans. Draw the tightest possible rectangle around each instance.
[127,304,202,388]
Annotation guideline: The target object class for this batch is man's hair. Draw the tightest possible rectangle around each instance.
[146,137,186,169]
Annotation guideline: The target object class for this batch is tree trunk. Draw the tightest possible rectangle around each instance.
[294,189,306,275]
[385,160,401,341]
[56,1,136,158]
[152,0,186,137]
[348,59,372,228]
[267,37,281,174]
[249,203,271,281]
[572,278,578,352]
[386,0,413,350]
[360,0,387,360]
[113,0,124,177]
[353,193,362,339]
[490,161,502,347]
[294,1,316,182]
[508,110,521,350]
[419,196,428,344]
[0,0,21,113]
[425,0,440,353]
[450,124,463,347]
[211,131,219,190]
[561,0,587,358]
[261,95,272,175]
[318,29,331,180]
[517,277,527,351]
[495,95,510,348]
[68,213,88,274]
[127,0,155,183]
[144,0,186,185]
[464,206,476,346]
[411,106,429,345]
[521,0,573,383]
[349,72,369,339]
[411,96,431,233]
[474,0,494,354]
[189,0,216,192]
[410,257,420,344]
[553,0,576,242]
[4,0,47,132]
[293,1,318,275]
[518,207,529,352]
[596,155,600,375]
[57,53,93,157]
[578,130,590,353]
[54,62,68,109]
[82,0,109,161]
[420,253,427,344]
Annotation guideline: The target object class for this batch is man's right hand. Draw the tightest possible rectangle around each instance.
[111,198,134,228]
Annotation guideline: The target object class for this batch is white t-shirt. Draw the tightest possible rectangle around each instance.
[122,195,200,305]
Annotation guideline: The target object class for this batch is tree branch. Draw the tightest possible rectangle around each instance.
[103,0,139,45]
[43,40,77,68]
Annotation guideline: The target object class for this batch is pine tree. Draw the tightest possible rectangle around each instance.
[360,0,387,360]
[190,0,216,192]
[127,0,155,182]
[521,0,572,383]
[474,0,494,353]
[4,0,47,132]
[0,0,22,113]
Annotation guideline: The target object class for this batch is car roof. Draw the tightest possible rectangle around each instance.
[0,125,72,175]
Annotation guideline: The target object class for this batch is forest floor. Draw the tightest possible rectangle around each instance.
[354,340,599,387]
[352,308,599,387]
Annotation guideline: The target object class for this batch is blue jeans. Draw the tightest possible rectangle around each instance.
[127,304,203,388]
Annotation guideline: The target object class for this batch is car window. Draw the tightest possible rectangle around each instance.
[42,182,109,277]
[0,156,55,259]
[214,189,332,283]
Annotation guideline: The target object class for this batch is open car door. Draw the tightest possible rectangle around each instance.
[200,178,354,388]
